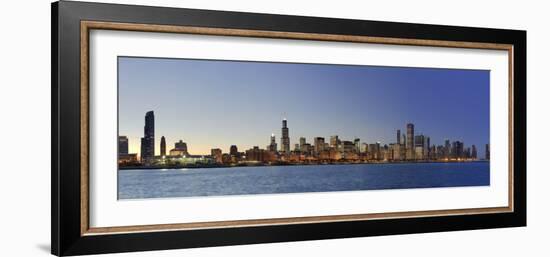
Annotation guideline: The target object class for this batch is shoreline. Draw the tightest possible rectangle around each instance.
[119,159,489,171]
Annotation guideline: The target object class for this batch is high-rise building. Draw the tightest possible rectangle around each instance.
[471,145,478,159]
[426,137,430,157]
[342,141,355,153]
[230,145,238,156]
[369,143,381,160]
[414,134,425,159]
[354,138,361,153]
[360,142,368,153]
[299,137,306,147]
[396,130,401,144]
[140,111,155,162]
[267,133,278,152]
[118,136,128,155]
[485,144,490,160]
[280,118,290,154]
[160,136,166,156]
[451,141,464,159]
[444,139,451,158]
[406,123,415,160]
[314,137,325,154]
[392,143,402,160]
[330,135,340,150]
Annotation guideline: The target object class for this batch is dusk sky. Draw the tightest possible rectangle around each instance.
[118,56,489,156]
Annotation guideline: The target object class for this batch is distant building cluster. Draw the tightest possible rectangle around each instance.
[118,111,489,168]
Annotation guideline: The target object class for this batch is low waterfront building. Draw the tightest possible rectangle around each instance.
[211,148,223,163]
[118,153,138,165]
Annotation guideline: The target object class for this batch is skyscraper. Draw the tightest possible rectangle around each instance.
[426,136,431,158]
[414,134,425,159]
[445,139,451,158]
[280,118,290,154]
[471,145,478,159]
[160,136,166,156]
[330,135,340,150]
[354,138,361,153]
[118,136,128,155]
[396,129,401,144]
[314,137,325,154]
[406,123,415,160]
[268,133,277,152]
[299,137,306,148]
[485,144,490,160]
[230,145,238,156]
[140,111,155,162]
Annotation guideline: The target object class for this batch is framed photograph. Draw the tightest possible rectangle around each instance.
[52,1,526,256]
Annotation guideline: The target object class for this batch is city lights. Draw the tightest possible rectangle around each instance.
[118,111,488,169]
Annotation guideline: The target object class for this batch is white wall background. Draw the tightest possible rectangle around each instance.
[0,0,547,256]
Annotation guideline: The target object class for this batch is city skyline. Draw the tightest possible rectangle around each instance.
[119,56,490,156]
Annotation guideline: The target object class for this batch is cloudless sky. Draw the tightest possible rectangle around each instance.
[118,57,489,156]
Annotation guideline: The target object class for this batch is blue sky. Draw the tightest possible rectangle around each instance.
[118,56,489,156]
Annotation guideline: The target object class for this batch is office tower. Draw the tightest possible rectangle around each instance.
[314,137,325,154]
[414,134,425,160]
[426,137,430,157]
[396,130,401,144]
[230,145,238,156]
[406,123,414,160]
[160,136,166,156]
[330,135,340,150]
[280,118,290,154]
[485,144,490,160]
[445,139,451,158]
[299,137,306,147]
[268,133,278,152]
[118,136,129,155]
[140,111,155,162]
[245,146,270,162]
[451,141,464,159]
[354,138,361,153]
[392,143,402,160]
[369,143,381,160]
[342,141,355,153]
[472,145,478,159]
[361,142,368,153]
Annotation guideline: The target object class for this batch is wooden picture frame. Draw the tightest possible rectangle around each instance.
[52,1,526,256]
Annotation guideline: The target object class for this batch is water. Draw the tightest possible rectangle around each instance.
[118,162,489,199]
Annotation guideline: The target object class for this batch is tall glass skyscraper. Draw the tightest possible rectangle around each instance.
[406,123,415,160]
[280,118,290,153]
[140,111,155,162]
[160,136,166,156]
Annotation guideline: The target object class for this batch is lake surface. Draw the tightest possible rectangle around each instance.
[118,162,489,199]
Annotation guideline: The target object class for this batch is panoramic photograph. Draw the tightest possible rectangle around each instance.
[117,56,490,200]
